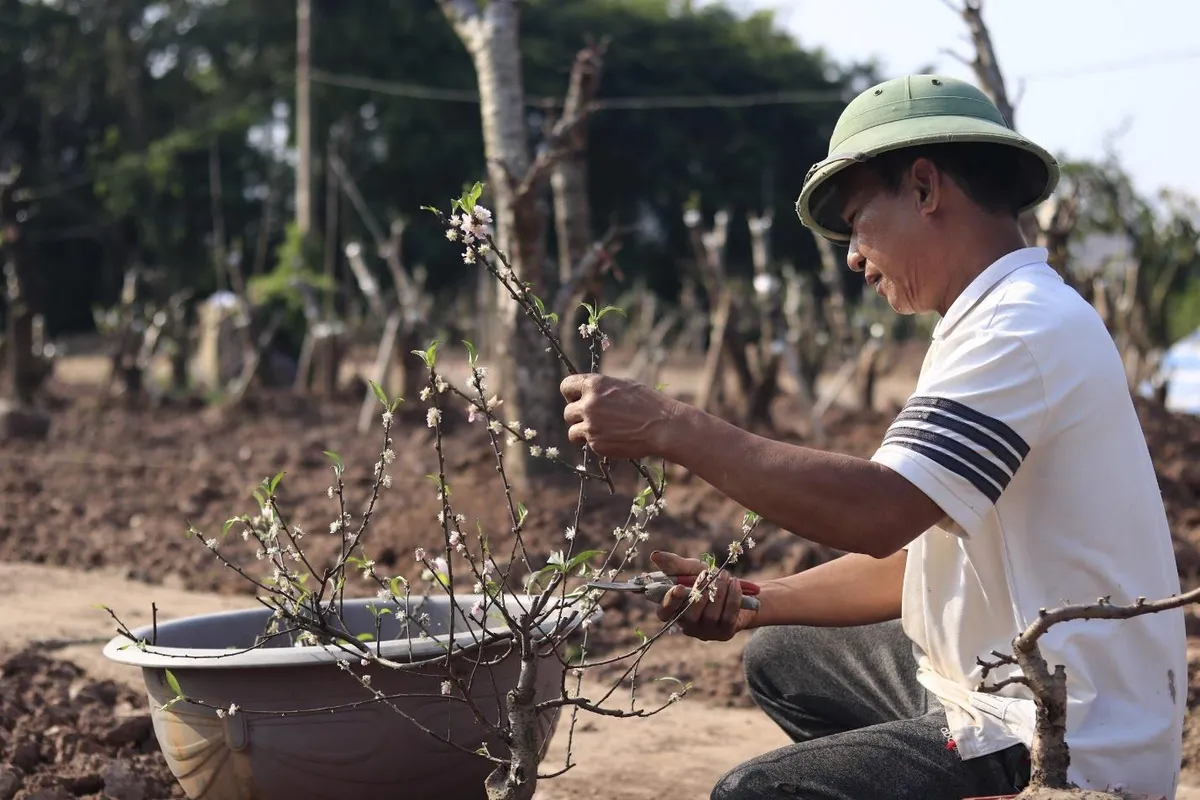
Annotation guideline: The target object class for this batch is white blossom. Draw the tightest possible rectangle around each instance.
[426,408,441,428]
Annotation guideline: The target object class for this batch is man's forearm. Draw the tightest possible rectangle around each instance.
[748,551,907,629]
[658,403,942,557]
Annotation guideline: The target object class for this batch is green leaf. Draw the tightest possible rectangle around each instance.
[323,451,344,475]
[595,304,626,321]
[369,380,389,406]
[412,341,440,369]
[524,565,558,593]
[419,205,442,216]
[268,471,285,494]
[699,552,717,571]
[221,518,238,537]
[463,340,478,368]
[425,474,449,497]
[164,669,183,699]
[356,632,375,642]
[516,503,528,526]
[566,549,605,570]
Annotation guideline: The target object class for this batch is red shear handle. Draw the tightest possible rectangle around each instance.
[671,574,761,596]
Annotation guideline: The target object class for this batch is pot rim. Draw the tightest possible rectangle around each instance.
[102,593,589,670]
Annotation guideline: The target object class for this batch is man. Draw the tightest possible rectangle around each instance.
[560,75,1186,799]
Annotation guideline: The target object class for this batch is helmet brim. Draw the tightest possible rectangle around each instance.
[796,114,1060,244]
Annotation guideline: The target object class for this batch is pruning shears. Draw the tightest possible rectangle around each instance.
[587,571,762,611]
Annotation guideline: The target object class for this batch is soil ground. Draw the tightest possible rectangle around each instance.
[3,344,1200,799]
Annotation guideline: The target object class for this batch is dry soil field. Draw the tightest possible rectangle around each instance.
[3,347,1200,799]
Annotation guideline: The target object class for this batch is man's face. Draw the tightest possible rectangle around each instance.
[836,163,935,315]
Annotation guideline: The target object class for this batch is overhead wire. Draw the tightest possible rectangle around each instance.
[309,46,1200,110]
[308,69,847,109]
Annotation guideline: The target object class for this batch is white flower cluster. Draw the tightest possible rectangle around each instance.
[578,321,611,352]
[445,205,494,245]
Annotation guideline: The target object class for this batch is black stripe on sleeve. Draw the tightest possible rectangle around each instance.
[892,408,1022,473]
[882,436,1003,504]
[883,426,1013,492]
[904,396,1030,459]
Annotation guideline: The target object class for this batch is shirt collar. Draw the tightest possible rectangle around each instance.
[933,246,1052,339]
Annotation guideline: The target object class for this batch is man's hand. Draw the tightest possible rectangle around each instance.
[650,551,756,642]
[560,374,681,460]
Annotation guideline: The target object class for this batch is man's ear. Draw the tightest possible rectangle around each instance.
[908,157,941,215]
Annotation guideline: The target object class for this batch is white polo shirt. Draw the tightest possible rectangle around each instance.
[871,246,1186,797]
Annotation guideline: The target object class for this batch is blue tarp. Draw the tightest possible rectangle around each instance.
[1142,329,1200,414]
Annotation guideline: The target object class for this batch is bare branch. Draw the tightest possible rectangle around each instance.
[951,0,1016,127]
[976,587,1200,788]
[516,40,609,201]
[551,223,630,320]
[940,47,973,67]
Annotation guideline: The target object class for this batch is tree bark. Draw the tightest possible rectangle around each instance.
[551,44,606,371]
[295,0,313,236]
[440,0,569,490]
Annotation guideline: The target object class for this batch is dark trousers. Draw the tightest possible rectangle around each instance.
[712,620,1031,800]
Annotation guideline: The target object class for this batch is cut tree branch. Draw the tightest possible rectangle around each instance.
[976,587,1200,789]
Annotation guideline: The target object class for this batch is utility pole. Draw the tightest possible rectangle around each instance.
[295,0,312,236]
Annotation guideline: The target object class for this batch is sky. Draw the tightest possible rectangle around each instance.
[700,0,1200,201]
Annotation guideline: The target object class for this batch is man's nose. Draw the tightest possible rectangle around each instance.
[846,245,866,273]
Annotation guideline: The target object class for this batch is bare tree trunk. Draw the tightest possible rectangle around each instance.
[440,0,570,490]
[295,0,313,236]
[208,140,228,293]
[945,0,1080,271]
[551,44,607,371]
[1,190,36,407]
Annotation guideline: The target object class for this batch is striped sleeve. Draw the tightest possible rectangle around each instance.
[872,332,1047,538]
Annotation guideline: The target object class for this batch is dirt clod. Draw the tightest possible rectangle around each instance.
[0,650,183,798]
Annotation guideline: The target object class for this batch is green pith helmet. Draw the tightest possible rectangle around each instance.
[795,74,1060,243]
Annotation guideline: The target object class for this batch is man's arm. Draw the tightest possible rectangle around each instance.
[651,549,905,641]
[657,403,944,558]
[748,550,907,629]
